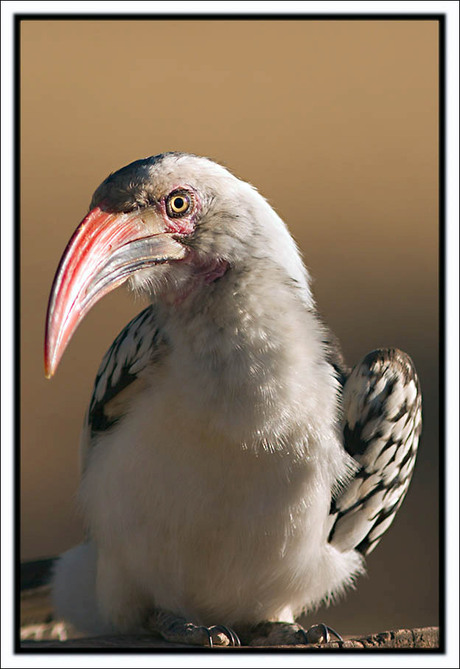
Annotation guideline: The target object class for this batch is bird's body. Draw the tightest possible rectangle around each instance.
[46,153,421,644]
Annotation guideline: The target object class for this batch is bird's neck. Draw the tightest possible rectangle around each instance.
[154,261,337,449]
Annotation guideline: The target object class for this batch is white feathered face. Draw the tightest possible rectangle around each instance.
[45,153,275,377]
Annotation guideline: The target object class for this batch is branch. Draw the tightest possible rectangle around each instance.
[20,626,439,649]
[20,572,439,650]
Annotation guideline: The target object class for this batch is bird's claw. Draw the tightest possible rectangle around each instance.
[144,609,241,647]
[206,624,241,647]
[242,620,344,646]
[304,623,343,644]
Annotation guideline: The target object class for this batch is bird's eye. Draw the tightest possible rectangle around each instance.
[166,191,192,218]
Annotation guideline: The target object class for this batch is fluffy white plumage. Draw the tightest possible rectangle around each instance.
[48,153,420,644]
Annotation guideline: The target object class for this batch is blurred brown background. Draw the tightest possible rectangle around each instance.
[20,18,439,637]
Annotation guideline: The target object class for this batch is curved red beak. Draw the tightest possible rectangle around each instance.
[45,206,186,378]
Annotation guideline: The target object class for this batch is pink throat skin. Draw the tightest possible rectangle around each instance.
[166,254,230,306]
[201,258,230,285]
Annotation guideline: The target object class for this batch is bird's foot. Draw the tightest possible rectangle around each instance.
[238,621,343,646]
[304,623,343,644]
[144,608,241,647]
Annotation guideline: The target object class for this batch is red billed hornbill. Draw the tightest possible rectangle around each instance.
[45,153,421,646]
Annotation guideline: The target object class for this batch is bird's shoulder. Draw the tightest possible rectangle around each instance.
[85,305,167,438]
[329,348,422,556]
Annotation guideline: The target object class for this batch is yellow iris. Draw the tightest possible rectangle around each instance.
[167,192,191,216]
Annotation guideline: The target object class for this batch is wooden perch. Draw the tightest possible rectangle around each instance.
[254,626,440,649]
[20,566,439,650]
[20,625,439,650]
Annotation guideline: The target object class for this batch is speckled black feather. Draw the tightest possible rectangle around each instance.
[88,306,166,436]
[328,348,422,556]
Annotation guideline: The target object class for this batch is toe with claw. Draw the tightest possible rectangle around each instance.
[304,623,343,644]
[144,608,241,647]
[237,620,344,646]
[207,625,241,647]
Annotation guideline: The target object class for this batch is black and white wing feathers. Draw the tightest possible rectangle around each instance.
[80,306,167,470]
[329,348,422,556]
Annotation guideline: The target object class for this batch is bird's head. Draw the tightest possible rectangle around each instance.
[45,152,309,377]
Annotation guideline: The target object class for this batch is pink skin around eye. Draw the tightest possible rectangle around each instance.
[157,187,229,306]
[159,187,200,235]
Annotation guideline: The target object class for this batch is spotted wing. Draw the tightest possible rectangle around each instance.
[328,348,422,555]
[79,305,167,471]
